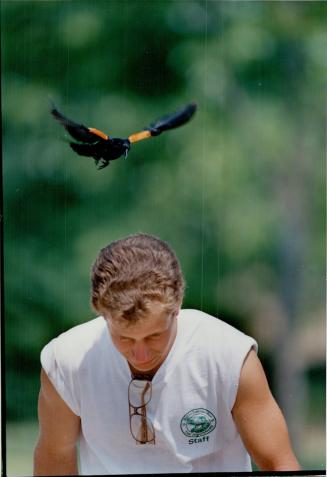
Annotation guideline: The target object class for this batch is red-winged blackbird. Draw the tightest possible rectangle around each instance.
[51,102,197,170]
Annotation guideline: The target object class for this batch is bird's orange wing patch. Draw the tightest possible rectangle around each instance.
[88,128,109,140]
[128,130,152,143]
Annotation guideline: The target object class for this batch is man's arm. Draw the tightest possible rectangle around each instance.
[232,349,301,471]
[33,368,81,476]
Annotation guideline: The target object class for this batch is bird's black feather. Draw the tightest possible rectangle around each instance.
[148,102,197,135]
[51,107,103,144]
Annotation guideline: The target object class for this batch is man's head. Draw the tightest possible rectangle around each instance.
[91,233,185,372]
[91,233,185,323]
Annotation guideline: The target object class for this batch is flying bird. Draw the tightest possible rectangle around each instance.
[51,101,197,170]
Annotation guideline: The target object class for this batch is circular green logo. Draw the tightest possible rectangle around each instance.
[180,408,217,437]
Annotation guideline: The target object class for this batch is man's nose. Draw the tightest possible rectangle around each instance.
[132,341,151,362]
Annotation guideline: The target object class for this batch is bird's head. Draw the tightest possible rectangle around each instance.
[123,139,131,158]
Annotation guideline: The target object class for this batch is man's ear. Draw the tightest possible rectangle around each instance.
[102,312,112,324]
[172,308,180,319]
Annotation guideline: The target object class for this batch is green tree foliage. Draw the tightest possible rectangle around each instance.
[2,3,325,466]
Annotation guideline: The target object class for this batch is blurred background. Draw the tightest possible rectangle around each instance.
[2,0,326,475]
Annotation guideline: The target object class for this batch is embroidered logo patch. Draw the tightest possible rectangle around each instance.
[180,408,216,437]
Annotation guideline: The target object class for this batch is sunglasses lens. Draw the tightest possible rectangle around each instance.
[128,380,152,407]
[130,414,155,444]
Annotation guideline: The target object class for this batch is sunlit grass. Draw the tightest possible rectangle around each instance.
[6,421,38,477]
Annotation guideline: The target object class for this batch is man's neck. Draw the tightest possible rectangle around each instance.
[129,363,160,381]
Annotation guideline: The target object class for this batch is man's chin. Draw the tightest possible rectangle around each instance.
[131,362,154,371]
[129,358,160,373]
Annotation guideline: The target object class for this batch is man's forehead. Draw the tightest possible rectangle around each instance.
[108,300,172,326]
[107,311,174,335]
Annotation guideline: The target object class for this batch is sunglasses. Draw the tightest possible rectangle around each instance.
[128,378,155,445]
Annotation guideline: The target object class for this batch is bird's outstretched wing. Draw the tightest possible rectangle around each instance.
[128,102,197,144]
[51,105,109,143]
[149,102,197,133]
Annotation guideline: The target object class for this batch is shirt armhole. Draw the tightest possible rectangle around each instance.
[41,339,81,416]
[228,338,258,411]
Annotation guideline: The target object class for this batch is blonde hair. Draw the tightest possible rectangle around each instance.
[91,233,185,323]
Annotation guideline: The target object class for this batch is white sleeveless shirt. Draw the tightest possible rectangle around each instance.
[41,309,258,474]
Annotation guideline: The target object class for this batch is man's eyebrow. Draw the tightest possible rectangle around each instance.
[119,330,164,339]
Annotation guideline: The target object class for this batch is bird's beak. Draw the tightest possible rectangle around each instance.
[124,140,130,158]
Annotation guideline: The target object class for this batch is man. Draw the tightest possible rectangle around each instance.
[34,233,300,475]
